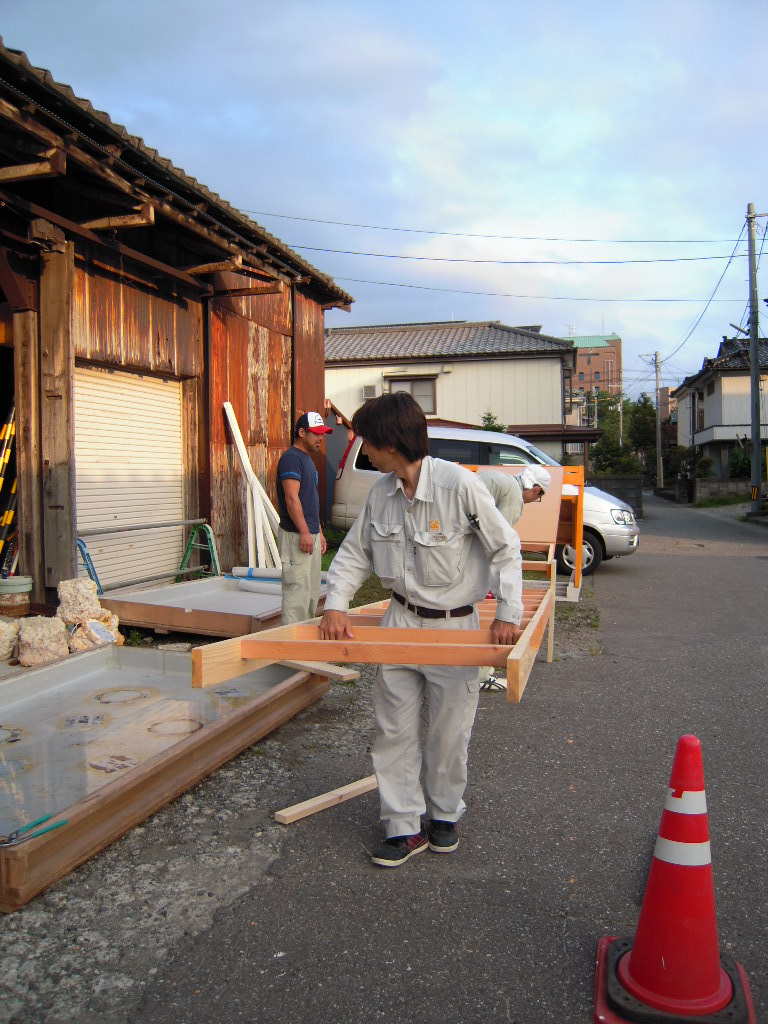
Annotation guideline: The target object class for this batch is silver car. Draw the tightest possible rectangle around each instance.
[331,425,639,576]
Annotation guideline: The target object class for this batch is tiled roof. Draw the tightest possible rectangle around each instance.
[325,321,573,363]
[673,337,768,392]
[0,40,353,307]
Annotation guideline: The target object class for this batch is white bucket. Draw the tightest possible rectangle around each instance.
[0,576,33,617]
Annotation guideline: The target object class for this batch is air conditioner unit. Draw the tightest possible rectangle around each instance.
[362,385,379,400]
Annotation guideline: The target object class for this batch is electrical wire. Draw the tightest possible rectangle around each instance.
[661,224,748,363]
[244,209,742,245]
[285,245,746,267]
[332,276,743,303]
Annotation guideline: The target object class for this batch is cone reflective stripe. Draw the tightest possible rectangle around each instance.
[594,734,756,1024]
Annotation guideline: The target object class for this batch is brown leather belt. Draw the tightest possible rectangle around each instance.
[392,591,474,619]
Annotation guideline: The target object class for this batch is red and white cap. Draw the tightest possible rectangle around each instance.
[296,411,332,435]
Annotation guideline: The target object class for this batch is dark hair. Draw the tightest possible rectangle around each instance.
[351,392,429,462]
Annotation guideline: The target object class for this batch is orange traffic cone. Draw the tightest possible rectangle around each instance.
[594,734,756,1023]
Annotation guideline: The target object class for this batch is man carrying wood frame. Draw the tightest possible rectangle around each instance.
[319,393,523,867]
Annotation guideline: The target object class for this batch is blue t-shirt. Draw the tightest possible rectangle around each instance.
[276,447,320,534]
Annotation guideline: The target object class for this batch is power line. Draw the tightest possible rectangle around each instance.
[333,276,744,303]
[243,209,742,245]
[661,224,748,363]
[286,244,746,267]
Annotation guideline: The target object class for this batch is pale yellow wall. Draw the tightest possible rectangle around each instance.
[325,357,563,425]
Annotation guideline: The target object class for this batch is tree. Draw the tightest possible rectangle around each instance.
[627,393,657,467]
[481,411,506,431]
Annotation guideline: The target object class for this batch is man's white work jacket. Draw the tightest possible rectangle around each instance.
[325,457,524,624]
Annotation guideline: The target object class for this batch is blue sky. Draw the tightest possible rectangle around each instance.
[3,0,767,399]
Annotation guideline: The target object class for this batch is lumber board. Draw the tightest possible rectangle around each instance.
[190,639,359,688]
[274,775,377,824]
[191,637,273,688]
[505,589,553,702]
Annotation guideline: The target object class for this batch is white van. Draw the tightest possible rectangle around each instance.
[331,425,640,576]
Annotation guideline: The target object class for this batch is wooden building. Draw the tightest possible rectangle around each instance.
[0,42,352,599]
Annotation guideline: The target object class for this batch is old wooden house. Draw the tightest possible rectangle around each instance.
[0,41,352,600]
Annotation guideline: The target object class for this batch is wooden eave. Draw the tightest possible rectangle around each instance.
[0,43,354,309]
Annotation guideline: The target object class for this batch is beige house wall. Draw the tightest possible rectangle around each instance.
[325,356,564,426]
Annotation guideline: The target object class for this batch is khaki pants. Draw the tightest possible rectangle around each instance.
[279,528,322,624]
[373,598,481,838]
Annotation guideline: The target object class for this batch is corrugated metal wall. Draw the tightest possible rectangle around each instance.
[71,250,202,378]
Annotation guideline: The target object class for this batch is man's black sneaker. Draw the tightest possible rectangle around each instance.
[371,828,428,867]
[428,819,459,853]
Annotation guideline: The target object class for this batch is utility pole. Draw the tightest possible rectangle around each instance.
[655,351,664,489]
[617,368,624,447]
[746,203,762,516]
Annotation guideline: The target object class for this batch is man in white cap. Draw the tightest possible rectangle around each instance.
[276,411,333,623]
[478,465,551,688]
[480,465,552,528]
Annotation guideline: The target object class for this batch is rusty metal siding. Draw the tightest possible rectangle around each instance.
[208,299,292,570]
[215,270,293,337]
[292,287,330,516]
[71,252,202,378]
[293,287,325,416]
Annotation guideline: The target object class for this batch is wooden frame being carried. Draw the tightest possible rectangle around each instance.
[192,589,554,703]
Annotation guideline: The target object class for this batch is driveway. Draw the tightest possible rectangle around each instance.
[1,493,766,1023]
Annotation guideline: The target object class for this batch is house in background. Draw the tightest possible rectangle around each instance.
[324,320,598,463]
[0,41,351,598]
[672,336,768,478]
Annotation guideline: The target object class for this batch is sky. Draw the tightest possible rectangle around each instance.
[3,0,768,400]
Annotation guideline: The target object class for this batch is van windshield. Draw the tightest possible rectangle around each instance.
[518,443,561,467]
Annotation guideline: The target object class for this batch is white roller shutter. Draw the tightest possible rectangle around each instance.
[74,366,185,589]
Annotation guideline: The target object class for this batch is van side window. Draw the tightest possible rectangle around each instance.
[355,447,378,472]
[429,438,481,463]
[486,443,531,466]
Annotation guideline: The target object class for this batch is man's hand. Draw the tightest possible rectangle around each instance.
[490,618,522,646]
[319,610,354,640]
[299,530,315,554]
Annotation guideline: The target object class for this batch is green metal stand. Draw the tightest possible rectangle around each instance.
[176,524,221,582]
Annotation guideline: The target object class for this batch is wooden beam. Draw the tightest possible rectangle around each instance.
[274,775,377,825]
[185,255,243,275]
[190,636,360,688]
[0,149,66,183]
[80,202,155,231]
[0,190,210,293]
[213,282,284,298]
[39,243,77,589]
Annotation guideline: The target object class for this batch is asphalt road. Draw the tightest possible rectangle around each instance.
[133,494,768,1024]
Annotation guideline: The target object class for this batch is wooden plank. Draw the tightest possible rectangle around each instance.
[274,775,377,824]
[191,637,273,688]
[241,631,513,668]
[278,661,358,683]
[0,669,328,912]
[505,589,554,702]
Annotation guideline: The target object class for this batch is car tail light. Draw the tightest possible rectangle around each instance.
[336,437,356,480]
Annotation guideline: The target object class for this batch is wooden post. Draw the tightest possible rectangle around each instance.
[39,242,76,589]
[13,309,45,599]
